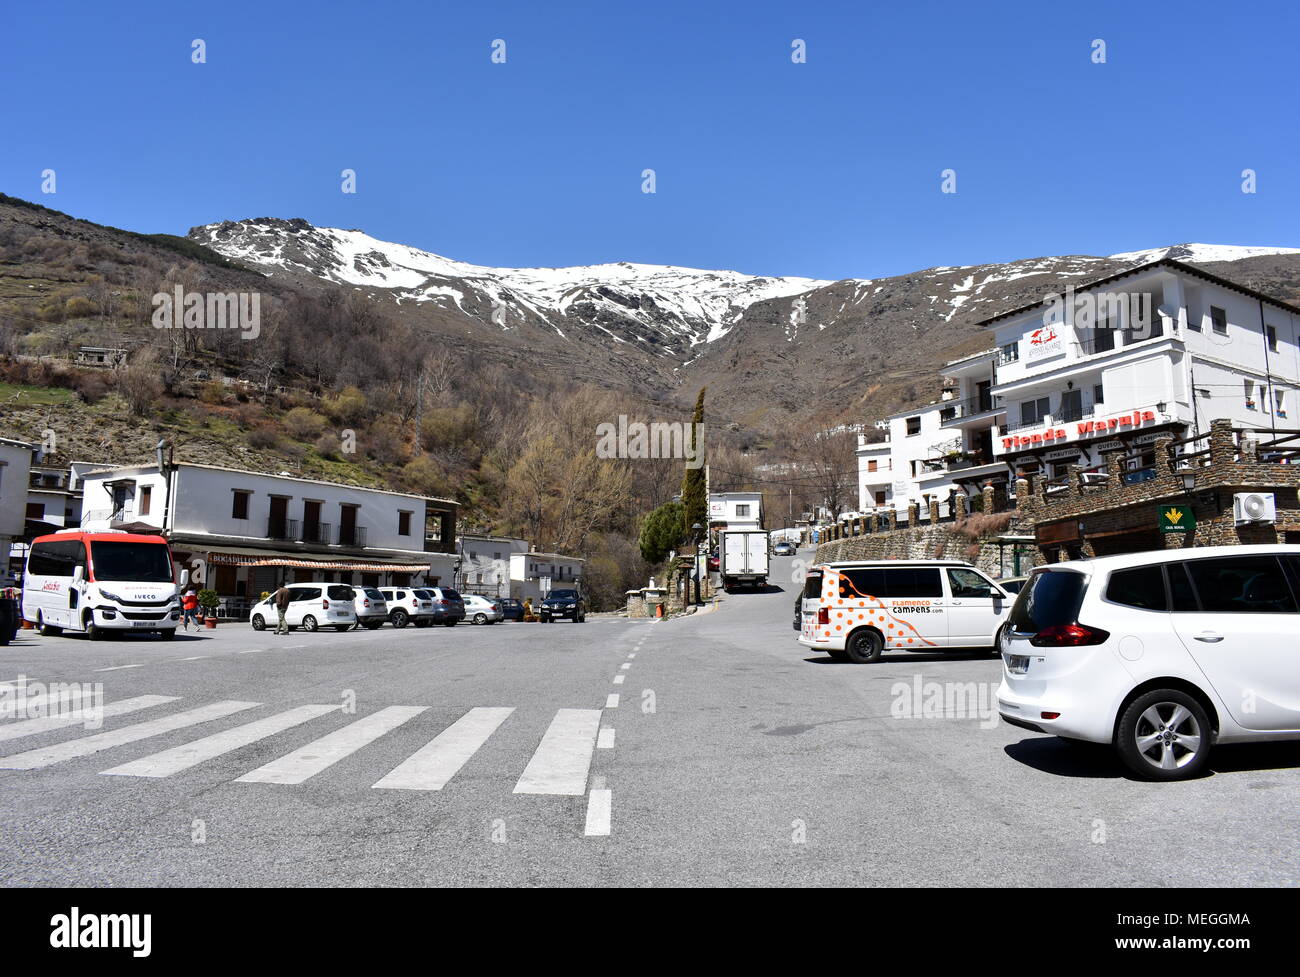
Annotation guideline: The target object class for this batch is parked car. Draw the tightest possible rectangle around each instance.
[462,594,504,625]
[423,587,465,626]
[998,545,1300,781]
[250,583,356,632]
[499,598,525,621]
[539,589,586,623]
[798,560,1011,662]
[996,576,1029,595]
[773,540,797,556]
[380,588,436,628]
[352,587,389,629]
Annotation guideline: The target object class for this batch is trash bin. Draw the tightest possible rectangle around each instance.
[0,594,18,646]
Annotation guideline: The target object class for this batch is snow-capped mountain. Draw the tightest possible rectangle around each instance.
[187,217,1300,422]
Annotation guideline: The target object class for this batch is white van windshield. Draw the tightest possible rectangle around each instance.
[90,541,174,583]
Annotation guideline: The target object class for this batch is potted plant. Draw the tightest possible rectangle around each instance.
[197,589,220,628]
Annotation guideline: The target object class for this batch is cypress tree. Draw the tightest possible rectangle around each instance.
[679,387,707,541]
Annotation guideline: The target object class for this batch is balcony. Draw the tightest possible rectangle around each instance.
[337,525,367,547]
[939,394,1003,425]
[301,522,332,545]
[267,517,299,541]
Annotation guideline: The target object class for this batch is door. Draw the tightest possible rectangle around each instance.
[340,505,358,546]
[944,567,1006,646]
[269,497,289,539]
[1169,555,1300,731]
[303,500,322,543]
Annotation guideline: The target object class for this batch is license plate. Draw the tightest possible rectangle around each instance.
[1007,654,1030,674]
[131,621,154,628]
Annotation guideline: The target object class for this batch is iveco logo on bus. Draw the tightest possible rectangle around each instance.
[1001,409,1157,452]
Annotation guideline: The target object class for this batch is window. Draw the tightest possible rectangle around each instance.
[231,490,251,520]
[1210,306,1228,335]
[88,541,173,582]
[292,588,322,602]
[1185,556,1297,613]
[735,504,750,517]
[1084,325,1115,355]
[874,490,886,505]
[1020,397,1050,427]
[1167,563,1199,612]
[1059,389,1083,422]
[25,502,44,520]
[1267,324,1279,352]
[906,416,921,436]
[1245,379,1257,409]
[26,540,86,577]
[1008,570,1086,632]
[493,552,502,561]
[1000,342,1019,363]
[1275,388,1287,419]
[839,567,943,599]
[947,568,996,599]
[139,486,151,516]
[1093,383,1105,406]
[1105,566,1167,611]
[867,459,878,472]
[398,511,411,536]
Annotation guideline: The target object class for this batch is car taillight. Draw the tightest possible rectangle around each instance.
[1029,623,1109,647]
[363,599,370,607]
[440,599,450,605]
[817,608,829,626]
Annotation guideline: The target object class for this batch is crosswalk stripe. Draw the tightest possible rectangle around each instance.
[513,708,602,796]
[0,696,179,744]
[0,689,87,717]
[237,706,428,784]
[101,704,340,778]
[372,707,514,791]
[0,700,260,770]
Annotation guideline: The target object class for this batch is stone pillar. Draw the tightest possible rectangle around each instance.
[954,493,968,519]
[1015,475,1029,502]
[982,483,995,513]
[907,501,920,526]
[888,509,898,532]
[928,498,939,524]
[1208,416,1236,466]
[1152,433,1175,478]
[858,516,867,536]
[1066,464,1083,496]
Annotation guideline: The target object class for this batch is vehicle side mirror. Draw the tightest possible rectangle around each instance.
[72,565,84,585]
[179,569,190,589]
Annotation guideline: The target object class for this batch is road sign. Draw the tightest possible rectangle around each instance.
[1159,505,1195,534]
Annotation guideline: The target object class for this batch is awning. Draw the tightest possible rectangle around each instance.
[203,552,435,572]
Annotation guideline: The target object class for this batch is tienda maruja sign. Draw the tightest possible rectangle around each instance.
[1000,409,1158,453]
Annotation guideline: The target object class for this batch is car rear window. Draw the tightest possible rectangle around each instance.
[327,586,354,601]
[1008,570,1087,632]
[363,588,385,600]
[441,589,461,600]
[802,571,823,600]
[412,589,432,599]
[1105,565,1168,611]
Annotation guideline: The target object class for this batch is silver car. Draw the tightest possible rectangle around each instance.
[352,587,389,629]
[462,594,503,624]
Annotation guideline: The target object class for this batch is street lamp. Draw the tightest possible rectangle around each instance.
[1180,470,1197,494]
[691,522,704,606]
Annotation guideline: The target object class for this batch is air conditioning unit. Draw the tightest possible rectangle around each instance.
[1233,492,1276,525]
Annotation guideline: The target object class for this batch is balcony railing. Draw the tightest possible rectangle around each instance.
[267,517,299,541]
[338,525,367,547]
[939,394,1002,423]
[301,521,332,545]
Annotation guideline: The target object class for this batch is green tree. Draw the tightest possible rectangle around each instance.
[639,500,684,565]
[679,387,707,541]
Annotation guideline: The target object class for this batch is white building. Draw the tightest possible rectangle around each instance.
[857,259,1300,515]
[509,551,585,601]
[78,461,459,614]
[458,534,528,597]
[25,463,84,533]
[0,437,36,578]
[983,258,1300,485]
[707,491,764,531]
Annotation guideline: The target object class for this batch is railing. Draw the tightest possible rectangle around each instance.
[301,522,332,545]
[267,517,299,541]
[939,395,1001,423]
[338,525,367,547]
[1239,427,1300,464]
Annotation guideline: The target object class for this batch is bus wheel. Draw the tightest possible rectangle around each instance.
[85,617,103,640]
[38,614,63,637]
[844,629,883,664]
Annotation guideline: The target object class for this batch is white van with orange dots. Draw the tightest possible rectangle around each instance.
[798,560,1012,663]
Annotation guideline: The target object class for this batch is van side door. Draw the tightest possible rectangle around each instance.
[945,567,1007,647]
[1168,555,1300,732]
[880,566,949,650]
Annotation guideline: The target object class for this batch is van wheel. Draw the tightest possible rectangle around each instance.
[301,615,319,632]
[251,614,266,631]
[844,629,883,664]
[1116,690,1212,781]
[38,614,62,637]
[391,610,408,628]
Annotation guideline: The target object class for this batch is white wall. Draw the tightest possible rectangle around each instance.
[0,441,33,552]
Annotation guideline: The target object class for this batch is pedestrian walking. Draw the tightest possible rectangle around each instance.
[181,588,200,631]
[273,584,292,635]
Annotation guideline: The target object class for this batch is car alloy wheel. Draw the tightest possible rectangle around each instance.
[392,610,408,628]
[251,614,266,631]
[473,613,487,624]
[1118,691,1212,780]
[302,615,318,632]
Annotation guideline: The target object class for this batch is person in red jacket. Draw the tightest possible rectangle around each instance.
[181,589,200,631]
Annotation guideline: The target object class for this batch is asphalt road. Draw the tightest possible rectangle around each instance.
[0,552,1295,887]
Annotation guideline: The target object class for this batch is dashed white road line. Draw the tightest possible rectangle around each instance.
[604,694,620,709]
[238,705,427,784]
[584,788,612,837]
[619,663,631,670]
[597,727,615,749]
[93,664,146,672]
[172,656,208,662]
[101,703,341,778]
[373,706,514,791]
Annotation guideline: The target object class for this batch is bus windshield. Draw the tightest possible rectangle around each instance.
[90,541,175,583]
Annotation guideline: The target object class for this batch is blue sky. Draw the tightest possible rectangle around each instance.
[3,0,1297,280]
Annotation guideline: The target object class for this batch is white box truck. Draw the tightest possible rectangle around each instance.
[720,530,769,590]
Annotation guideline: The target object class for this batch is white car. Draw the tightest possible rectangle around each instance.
[798,560,1011,662]
[998,544,1300,780]
[250,584,356,632]
[379,588,436,628]
[352,587,389,629]
[462,594,503,624]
